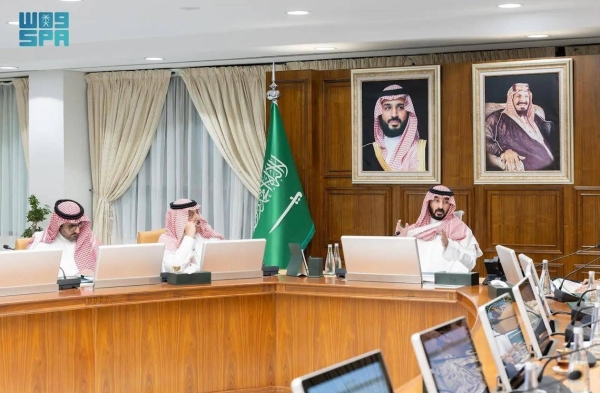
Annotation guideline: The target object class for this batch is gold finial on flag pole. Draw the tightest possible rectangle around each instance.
[267,62,280,103]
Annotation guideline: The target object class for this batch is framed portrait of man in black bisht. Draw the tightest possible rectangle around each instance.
[351,66,441,184]
[472,58,574,184]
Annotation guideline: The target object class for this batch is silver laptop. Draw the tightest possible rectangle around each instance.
[411,316,490,393]
[94,243,164,289]
[478,293,532,391]
[200,239,266,280]
[517,253,552,317]
[496,245,524,285]
[0,249,62,296]
[512,276,557,359]
[290,349,393,393]
[340,236,422,284]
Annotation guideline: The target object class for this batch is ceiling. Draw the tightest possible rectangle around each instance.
[1,0,599,74]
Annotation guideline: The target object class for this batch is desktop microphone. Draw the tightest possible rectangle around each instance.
[553,255,600,303]
[569,288,599,320]
[535,341,600,383]
[537,242,600,267]
[509,371,582,392]
[2,245,14,250]
[563,305,596,345]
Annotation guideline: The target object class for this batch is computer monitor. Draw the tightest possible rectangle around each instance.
[0,249,62,296]
[340,236,422,284]
[411,316,490,393]
[290,350,393,393]
[478,293,531,391]
[496,245,524,285]
[94,243,164,289]
[517,253,552,317]
[201,239,266,280]
[512,276,556,359]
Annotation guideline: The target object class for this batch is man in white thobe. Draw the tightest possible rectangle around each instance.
[159,199,224,274]
[27,199,100,277]
[395,185,482,273]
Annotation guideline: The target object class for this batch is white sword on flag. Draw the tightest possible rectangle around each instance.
[270,192,303,234]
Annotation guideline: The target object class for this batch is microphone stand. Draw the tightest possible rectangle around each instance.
[553,255,600,303]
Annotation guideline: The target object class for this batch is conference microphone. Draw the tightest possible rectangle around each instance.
[563,305,596,345]
[534,341,600,385]
[569,288,599,320]
[553,255,600,303]
[2,245,14,250]
[56,267,81,290]
[509,370,582,392]
[544,242,600,266]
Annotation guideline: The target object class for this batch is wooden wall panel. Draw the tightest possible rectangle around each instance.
[322,79,352,178]
[485,188,563,254]
[576,187,600,250]
[268,55,600,277]
[324,187,392,245]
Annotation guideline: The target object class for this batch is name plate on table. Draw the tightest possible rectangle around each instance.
[166,271,211,285]
[487,282,514,300]
[434,272,479,286]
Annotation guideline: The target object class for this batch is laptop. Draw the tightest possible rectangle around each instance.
[517,253,553,318]
[290,349,393,393]
[0,249,62,296]
[94,243,164,289]
[512,276,558,359]
[496,245,524,285]
[478,293,532,391]
[340,236,422,284]
[200,239,266,280]
[411,316,490,393]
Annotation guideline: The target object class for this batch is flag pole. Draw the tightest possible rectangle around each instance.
[266,62,280,103]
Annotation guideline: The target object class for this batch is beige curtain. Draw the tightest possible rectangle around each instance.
[179,66,268,197]
[11,78,29,169]
[86,70,171,244]
[284,46,556,70]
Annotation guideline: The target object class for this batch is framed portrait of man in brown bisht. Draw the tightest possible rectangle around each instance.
[351,66,441,184]
[473,58,573,184]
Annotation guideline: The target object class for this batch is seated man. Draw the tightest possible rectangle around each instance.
[394,185,482,273]
[159,199,224,273]
[27,199,100,277]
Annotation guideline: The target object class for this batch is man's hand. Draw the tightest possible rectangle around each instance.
[500,149,526,172]
[184,221,197,237]
[441,230,449,249]
[395,220,409,237]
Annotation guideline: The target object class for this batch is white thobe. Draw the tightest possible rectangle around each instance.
[162,234,220,274]
[383,134,402,163]
[408,219,481,274]
[28,231,80,277]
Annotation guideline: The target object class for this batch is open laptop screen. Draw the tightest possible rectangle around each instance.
[514,277,553,358]
[481,294,531,387]
[416,317,489,393]
[291,350,393,393]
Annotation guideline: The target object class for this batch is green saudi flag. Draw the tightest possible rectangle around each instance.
[252,102,315,268]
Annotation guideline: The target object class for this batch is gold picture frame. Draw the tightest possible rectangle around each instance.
[351,66,441,184]
[472,58,574,184]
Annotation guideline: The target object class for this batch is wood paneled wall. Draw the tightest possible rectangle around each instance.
[267,55,600,279]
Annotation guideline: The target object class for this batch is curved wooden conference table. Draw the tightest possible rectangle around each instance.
[0,274,596,392]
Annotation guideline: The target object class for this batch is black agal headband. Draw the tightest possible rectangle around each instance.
[170,200,198,210]
[429,187,454,197]
[54,199,84,220]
